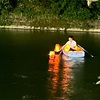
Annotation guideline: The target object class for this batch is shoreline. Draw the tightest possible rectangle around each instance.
[0,25,100,32]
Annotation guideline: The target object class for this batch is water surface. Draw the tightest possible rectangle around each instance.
[0,29,100,100]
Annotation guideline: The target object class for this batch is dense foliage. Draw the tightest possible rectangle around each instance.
[0,0,100,29]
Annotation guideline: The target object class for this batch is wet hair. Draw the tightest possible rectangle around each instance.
[68,36,74,39]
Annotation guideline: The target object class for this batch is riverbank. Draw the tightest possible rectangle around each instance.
[0,25,100,32]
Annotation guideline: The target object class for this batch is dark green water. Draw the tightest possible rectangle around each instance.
[0,29,100,100]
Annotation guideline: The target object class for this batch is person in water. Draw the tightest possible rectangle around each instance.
[65,36,77,51]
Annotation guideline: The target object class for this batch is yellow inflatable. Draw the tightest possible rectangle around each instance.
[64,45,82,52]
[75,46,82,51]
[63,45,70,52]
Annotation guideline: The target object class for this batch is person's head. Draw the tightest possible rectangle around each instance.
[68,36,74,42]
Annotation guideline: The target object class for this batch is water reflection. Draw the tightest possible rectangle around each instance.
[48,54,84,100]
[62,55,85,66]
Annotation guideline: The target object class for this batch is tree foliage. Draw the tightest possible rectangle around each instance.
[0,0,100,26]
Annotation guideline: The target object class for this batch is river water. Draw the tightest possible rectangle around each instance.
[0,29,100,100]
